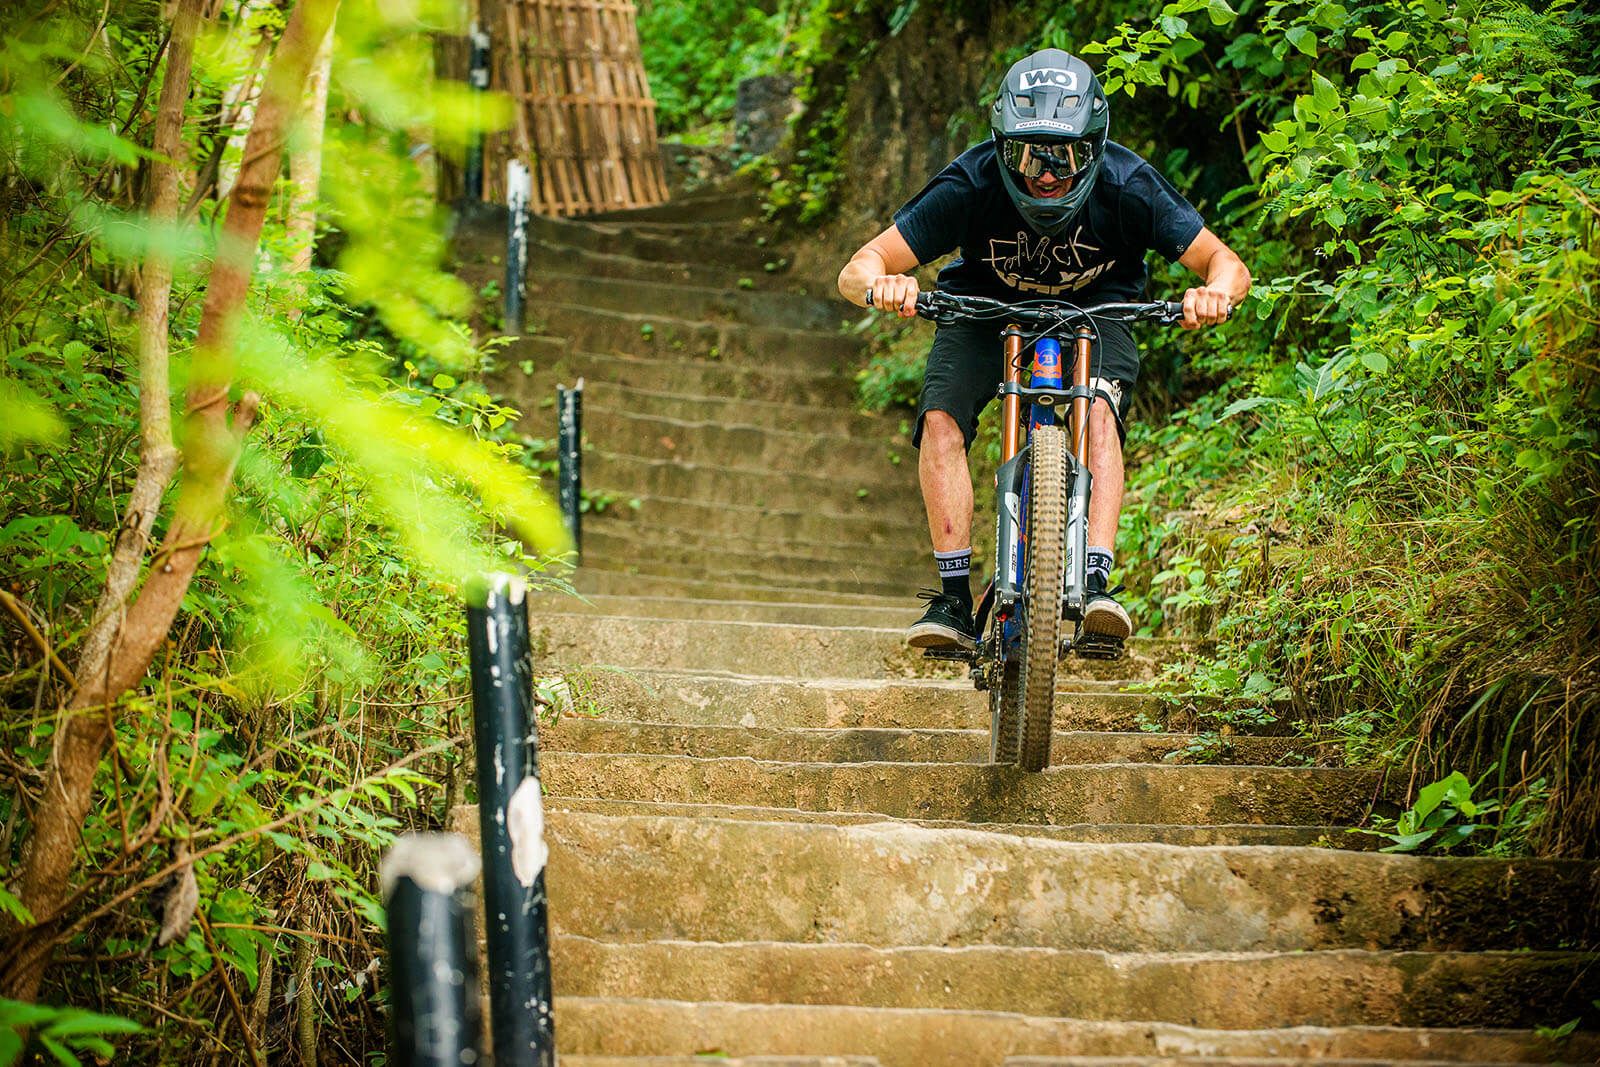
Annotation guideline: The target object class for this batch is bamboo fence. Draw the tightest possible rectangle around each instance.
[438,0,670,215]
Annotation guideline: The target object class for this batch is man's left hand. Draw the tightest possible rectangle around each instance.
[1181,286,1233,330]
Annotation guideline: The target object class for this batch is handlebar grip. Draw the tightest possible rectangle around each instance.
[1165,300,1185,319]
[865,288,874,307]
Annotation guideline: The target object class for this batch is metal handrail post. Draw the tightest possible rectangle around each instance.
[463,21,489,203]
[466,574,556,1064]
[505,160,531,333]
[382,833,484,1066]
[557,380,583,561]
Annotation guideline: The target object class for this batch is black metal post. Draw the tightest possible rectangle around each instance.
[557,380,583,561]
[466,575,556,1065]
[382,833,484,1067]
[463,21,490,203]
[505,159,531,334]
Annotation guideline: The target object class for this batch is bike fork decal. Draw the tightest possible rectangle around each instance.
[1003,490,1021,588]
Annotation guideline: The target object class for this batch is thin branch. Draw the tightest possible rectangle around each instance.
[0,589,77,688]
[198,911,263,1066]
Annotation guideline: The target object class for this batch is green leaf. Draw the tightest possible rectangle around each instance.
[1360,352,1389,374]
[1205,0,1237,25]
[36,1035,82,1067]
[1379,830,1436,852]
[1284,26,1318,57]
[1413,771,1469,821]
[1219,395,1283,420]
[1311,73,1340,114]
[431,374,457,390]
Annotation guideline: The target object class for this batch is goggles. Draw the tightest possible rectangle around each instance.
[999,137,1097,182]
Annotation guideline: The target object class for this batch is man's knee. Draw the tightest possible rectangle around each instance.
[1088,401,1123,457]
[920,410,966,457]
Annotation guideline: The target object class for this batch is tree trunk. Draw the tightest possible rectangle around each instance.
[286,18,335,278]
[1,0,342,1003]
[73,0,201,701]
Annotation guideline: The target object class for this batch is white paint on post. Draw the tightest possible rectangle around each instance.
[469,21,491,89]
[506,778,549,887]
[380,832,482,900]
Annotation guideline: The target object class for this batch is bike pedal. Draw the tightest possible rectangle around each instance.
[1073,632,1126,661]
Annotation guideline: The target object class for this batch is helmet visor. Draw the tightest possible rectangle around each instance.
[999,137,1098,182]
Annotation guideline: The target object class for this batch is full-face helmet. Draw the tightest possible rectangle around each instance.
[991,48,1109,236]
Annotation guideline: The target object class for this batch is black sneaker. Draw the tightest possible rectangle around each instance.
[1082,574,1133,641]
[905,590,977,651]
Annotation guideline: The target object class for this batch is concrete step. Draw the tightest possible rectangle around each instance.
[528,273,843,332]
[573,553,913,601]
[578,527,925,586]
[550,670,1254,733]
[510,374,907,440]
[452,809,1600,955]
[584,450,924,521]
[621,219,774,246]
[557,409,911,484]
[530,814,1598,951]
[532,304,861,371]
[529,214,775,269]
[527,240,788,290]
[500,338,861,408]
[542,719,1318,767]
[544,796,1367,849]
[550,937,1596,1030]
[566,570,911,608]
[531,614,1197,680]
[555,997,1600,1066]
[578,495,926,551]
[580,188,764,224]
[539,754,1384,827]
[1002,1060,1527,1066]
[547,594,912,628]
[566,1060,875,1067]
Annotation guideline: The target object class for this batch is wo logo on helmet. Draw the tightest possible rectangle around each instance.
[1019,68,1079,91]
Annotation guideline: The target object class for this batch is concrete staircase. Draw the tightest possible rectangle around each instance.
[450,192,1600,1065]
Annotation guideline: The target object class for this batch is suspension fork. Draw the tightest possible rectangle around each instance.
[1063,325,1095,621]
[992,326,1027,612]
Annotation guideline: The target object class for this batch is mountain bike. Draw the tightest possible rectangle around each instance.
[873,289,1184,771]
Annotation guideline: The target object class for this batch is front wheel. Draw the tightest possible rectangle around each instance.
[1018,424,1067,772]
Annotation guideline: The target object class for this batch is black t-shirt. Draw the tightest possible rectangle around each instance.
[892,139,1205,302]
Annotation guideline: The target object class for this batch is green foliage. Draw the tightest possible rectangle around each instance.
[637,0,805,135]
[0,0,572,1059]
[0,998,141,1066]
[1351,770,1500,852]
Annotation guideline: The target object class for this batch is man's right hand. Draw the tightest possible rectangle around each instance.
[868,274,921,318]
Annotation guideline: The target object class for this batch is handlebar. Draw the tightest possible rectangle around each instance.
[866,288,1187,328]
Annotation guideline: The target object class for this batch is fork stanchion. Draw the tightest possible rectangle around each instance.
[382,833,484,1067]
[467,574,556,1065]
[463,21,490,203]
[505,159,531,334]
[557,381,583,560]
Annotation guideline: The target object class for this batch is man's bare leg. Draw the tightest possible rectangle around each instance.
[919,411,973,551]
[907,411,977,649]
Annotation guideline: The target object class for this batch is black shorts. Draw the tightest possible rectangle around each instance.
[913,318,1140,450]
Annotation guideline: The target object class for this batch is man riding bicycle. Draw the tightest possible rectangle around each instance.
[837,47,1251,652]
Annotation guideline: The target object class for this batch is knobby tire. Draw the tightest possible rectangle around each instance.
[1019,424,1067,772]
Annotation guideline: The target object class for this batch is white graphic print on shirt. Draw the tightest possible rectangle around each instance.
[983,225,1116,295]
